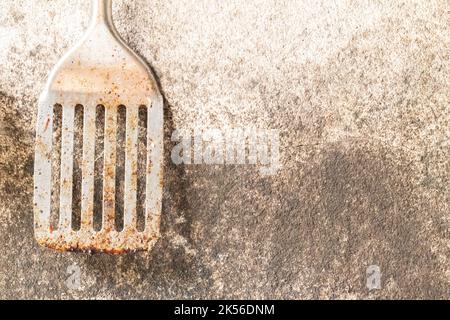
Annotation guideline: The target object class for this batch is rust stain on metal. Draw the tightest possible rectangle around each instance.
[43,117,50,132]
[36,231,160,255]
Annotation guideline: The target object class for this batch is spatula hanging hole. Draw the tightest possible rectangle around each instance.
[72,104,84,231]
[137,105,148,232]
[93,105,105,232]
[50,104,62,231]
[115,105,126,232]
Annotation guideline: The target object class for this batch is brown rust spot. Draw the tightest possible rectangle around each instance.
[40,237,159,255]
[105,165,115,177]
[62,179,71,189]
[43,117,50,132]
[159,171,164,188]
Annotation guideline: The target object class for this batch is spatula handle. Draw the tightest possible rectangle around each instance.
[91,0,113,25]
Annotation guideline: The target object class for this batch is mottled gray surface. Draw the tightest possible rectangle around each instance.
[0,0,449,299]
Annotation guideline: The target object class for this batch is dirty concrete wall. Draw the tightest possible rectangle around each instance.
[0,0,449,299]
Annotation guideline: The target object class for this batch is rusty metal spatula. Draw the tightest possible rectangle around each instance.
[34,0,163,253]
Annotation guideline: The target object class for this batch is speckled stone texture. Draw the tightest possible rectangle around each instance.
[0,0,448,299]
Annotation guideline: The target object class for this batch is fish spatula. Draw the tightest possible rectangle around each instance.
[34,0,163,253]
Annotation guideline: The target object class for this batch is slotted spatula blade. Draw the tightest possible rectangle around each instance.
[34,0,163,254]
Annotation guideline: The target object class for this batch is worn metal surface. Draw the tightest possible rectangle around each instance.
[34,0,163,253]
